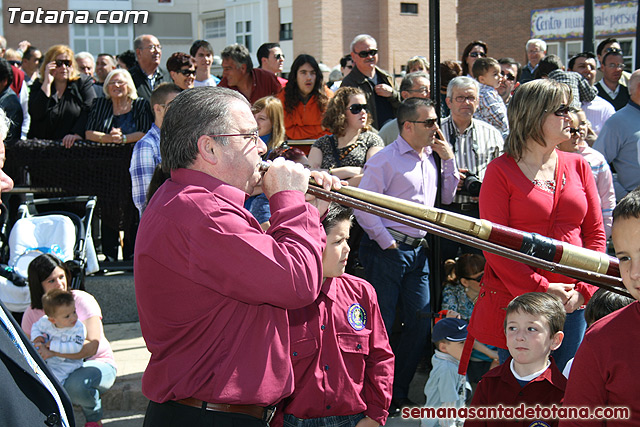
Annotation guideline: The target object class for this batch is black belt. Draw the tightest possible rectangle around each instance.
[447,202,479,212]
[175,398,276,424]
[387,228,428,249]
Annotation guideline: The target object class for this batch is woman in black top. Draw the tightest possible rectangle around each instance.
[28,44,95,145]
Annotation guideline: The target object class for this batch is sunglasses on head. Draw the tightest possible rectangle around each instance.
[176,69,196,76]
[468,52,486,58]
[553,105,571,117]
[349,104,368,114]
[355,49,378,58]
[55,59,72,68]
[606,47,623,55]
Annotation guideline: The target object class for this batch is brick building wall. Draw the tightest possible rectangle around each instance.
[3,0,69,51]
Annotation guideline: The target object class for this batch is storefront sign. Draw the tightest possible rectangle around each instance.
[531,1,637,39]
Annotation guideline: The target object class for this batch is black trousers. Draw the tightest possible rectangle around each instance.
[144,401,268,427]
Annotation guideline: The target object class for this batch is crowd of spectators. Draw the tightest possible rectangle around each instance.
[0,29,639,427]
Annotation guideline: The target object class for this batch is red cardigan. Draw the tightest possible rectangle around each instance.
[278,86,333,140]
[469,151,605,349]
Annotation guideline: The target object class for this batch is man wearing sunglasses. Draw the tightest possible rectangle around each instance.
[129,34,167,102]
[341,34,401,130]
[497,58,520,106]
[22,45,42,86]
[356,98,458,415]
[257,42,287,87]
[519,38,547,84]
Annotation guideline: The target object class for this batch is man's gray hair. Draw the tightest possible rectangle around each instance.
[350,34,376,53]
[628,69,640,97]
[0,108,10,141]
[160,87,248,171]
[400,72,430,93]
[221,44,253,72]
[526,38,547,52]
[447,76,479,99]
[75,51,95,64]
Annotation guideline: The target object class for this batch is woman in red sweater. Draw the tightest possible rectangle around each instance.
[278,54,333,140]
[468,79,606,372]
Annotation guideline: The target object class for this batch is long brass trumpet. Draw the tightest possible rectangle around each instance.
[259,162,629,298]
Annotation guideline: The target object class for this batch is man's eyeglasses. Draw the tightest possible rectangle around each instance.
[468,52,486,58]
[408,118,438,128]
[274,53,285,60]
[207,131,260,145]
[553,105,571,117]
[463,272,484,283]
[142,44,162,52]
[349,104,368,114]
[55,59,72,68]
[176,69,196,76]
[453,95,477,103]
[355,49,378,58]
[501,72,516,81]
[606,63,625,70]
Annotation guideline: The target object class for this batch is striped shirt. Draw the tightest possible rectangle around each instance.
[474,83,509,138]
[441,116,504,203]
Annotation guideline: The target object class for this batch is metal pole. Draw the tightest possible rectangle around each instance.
[583,0,595,54]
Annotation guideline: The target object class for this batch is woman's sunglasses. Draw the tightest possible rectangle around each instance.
[55,59,72,68]
[349,104,368,114]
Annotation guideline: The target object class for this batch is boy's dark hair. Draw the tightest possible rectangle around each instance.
[471,57,499,80]
[534,55,564,79]
[257,42,280,67]
[597,37,619,56]
[584,289,634,326]
[397,97,434,129]
[498,57,522,81]
[42,289,75,317]
[0,58,14,86]
[321,203,353,235]
[23,45,39,60]
[150,82,181,110]
[504,292,566,337]
[613,187,640,222]
[568,52,596,71]
[190,40,213,57]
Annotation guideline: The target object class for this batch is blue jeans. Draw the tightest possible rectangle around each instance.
[496,309,586,372]
[64,360,117,422]
[284,413,365,427]
[359,234,430,399]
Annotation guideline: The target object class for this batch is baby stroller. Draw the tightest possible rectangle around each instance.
[0,195,99,314]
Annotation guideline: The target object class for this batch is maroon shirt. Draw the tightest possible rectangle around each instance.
[282,274,394,424]
[134,168,325,406]
[467,357,566,427]
[219,67,282,105]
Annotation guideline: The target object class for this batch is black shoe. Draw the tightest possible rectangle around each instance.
[389,398,417,417]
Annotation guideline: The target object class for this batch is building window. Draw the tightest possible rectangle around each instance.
[204,16,225,39]
[236,20,252,52]
[401,3,418,15]
[72,23,133,56]
[280,23,292,41]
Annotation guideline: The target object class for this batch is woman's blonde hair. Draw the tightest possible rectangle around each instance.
[40,44,80,82]
[505,79,571,161]
[406,55,430,73]
[322,86,371,137]
[251,96,285,151]
[103,69,138,100]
